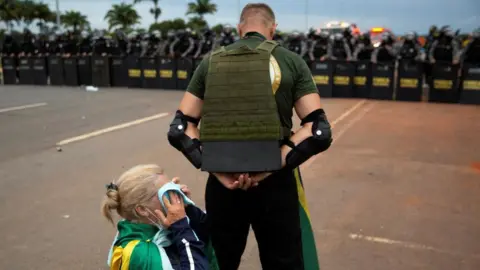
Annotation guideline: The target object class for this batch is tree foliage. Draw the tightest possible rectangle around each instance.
[104,3,141,31]
[61,11,90,32]
[186,0,217,19]
[134,0,161,23]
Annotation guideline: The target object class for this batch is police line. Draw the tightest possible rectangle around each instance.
[311,60,480,105]
[0,55,198,91]
[1,56,479,105]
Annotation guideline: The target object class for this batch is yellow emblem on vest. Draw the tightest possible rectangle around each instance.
[270,55,281,94]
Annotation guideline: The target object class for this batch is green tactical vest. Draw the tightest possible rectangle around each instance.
[200,40,284,142]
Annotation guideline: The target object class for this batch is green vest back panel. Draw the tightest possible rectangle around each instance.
[200,40,283,142]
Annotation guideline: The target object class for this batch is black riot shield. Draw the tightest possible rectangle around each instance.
[126,56,142,88]
[332,60,355,98]
[1,57,17,85]
[32,57,48,85]
[176,58,193,90]
[396,60,424,102]
[459,63,480,105]
[354,61,371,98]
[311,60,333,97]
[429,63,459,103]
[63,57,79,86]
[370,62,395,100]
[91,56,110,87]
[18,57,34,85]
[110,56,128,87]
[77,56,92,85]
[141,57,160,89]
[158,57,176,90]
[48,55,64,85]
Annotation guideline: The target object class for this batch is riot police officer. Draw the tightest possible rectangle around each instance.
[19,29,36,57]
[92,30,109,56]
[428,26,459,64]
[78,30,93,56]
[308,31,329,61]
[353,33,374,61]
[109,30,127,56]
[1,32,20,57]
[139,33,151,57]
[272,30,285,46]
[34,33,49,56]
[461,28,480,64]
[161,30,176,57]
[63,31,79,56]
[371,32,396,63]
[398,31,423,62]
[285,31,306,57]
[218,24,236,47]
[127,31,142,57]
[194,27,216,59]
[169,29,195,58]
[327,33,352,61]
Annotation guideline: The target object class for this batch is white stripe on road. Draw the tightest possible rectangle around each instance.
[0,102,47,113]
[349,233,480,259]
[330,99,367,127]
[56,112,170,146]
[302,99,370,169]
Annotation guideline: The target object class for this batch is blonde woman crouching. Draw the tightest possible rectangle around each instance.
[101,164,216,270]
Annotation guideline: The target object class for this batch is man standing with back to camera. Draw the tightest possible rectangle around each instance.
[168,3,332,270]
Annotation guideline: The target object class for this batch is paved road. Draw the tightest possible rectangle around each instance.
[0,85,479,270]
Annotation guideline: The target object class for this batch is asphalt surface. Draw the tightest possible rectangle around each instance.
[0,85,479,270]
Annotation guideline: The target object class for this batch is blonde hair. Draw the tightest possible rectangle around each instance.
[101,164,164,224]
[239,3,276,27]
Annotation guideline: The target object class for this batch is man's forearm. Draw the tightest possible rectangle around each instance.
[280,123,314,167]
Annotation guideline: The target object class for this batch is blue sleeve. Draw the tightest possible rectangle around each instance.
[170,217,209,270]
[186,205,209,244]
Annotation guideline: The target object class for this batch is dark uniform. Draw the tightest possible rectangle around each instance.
[462,30,480,64]
[327,33,352,60]
[286,32,306,57]
[78,31,93,56]
[218,26,236,47]
[371,33,396,63]
[308,31,329,61]
[194,28,216,59]
[353,33,374,61]
[428,27,459,63]
[170,30,195,58]
[183,32,323,270]
[1,34,20,57]
[398,32,423,62]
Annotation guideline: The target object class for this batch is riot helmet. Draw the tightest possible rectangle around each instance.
[223,24,233,35]
[405,31,415,42]
[81,30,89,39]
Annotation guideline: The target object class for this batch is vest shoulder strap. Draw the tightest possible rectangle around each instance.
[256,40,279,54]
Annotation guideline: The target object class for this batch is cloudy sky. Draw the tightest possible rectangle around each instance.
[41,0,479,33]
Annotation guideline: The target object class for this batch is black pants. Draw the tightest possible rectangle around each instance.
[205,169,304,270]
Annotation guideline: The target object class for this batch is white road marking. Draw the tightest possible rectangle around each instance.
[331,99,368,127]
[56,112,170,146]
[302,99,371,169]
[0,102,47,113]
[349,233,480,259]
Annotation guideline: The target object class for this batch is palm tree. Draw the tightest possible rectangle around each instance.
[104,3,141,31]
[134,0,161,23]
[61,10,90,32]
[186,0,217,20]
[0,0,21,30]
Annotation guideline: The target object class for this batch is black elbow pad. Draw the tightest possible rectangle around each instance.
[285,109,332,169]
[167,111,202,169]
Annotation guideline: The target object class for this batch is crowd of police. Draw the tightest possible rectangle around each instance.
[1,25,479,103]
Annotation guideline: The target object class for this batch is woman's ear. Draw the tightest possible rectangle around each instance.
[135,205,149,218]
